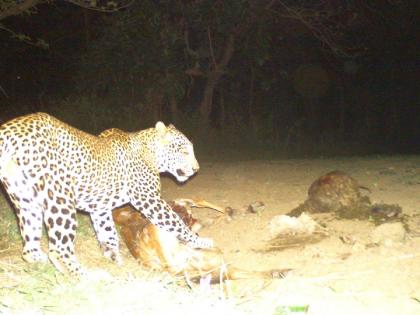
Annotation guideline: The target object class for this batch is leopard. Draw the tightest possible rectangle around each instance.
[0,112,212,276]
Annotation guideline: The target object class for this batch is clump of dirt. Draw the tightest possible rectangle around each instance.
[288,170,402,224]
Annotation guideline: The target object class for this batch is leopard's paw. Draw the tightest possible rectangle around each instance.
[22,249,48,263]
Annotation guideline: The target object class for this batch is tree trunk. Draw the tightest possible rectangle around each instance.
[83,9,90,47]
[248,65,257,135]
[220,88,225,131]
[169,95,178,125]
[199,72,218,120]
[198,34,236,125]
[153,91,163,123]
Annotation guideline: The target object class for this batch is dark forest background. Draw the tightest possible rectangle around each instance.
[0,0,418,157]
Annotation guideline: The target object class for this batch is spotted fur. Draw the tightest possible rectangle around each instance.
[0,113,212,276]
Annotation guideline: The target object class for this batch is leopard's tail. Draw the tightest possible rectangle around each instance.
[0,133,13,175]
[0,136,4,169]
[0,135,32,189]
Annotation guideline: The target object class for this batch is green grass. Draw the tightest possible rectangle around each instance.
[0,197,21,248]
[0,195,95,251]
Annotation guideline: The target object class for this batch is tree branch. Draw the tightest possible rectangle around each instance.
[0,0,133,22]
[276,1,359,57]
[207,25,217,70]
[0,0,41,21]
[0,23,48,48]
[65,0,134,13]
[183,25,199,59]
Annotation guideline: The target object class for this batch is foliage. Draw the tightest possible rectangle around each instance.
[0,22,49,48]
[0,0,132,21]
[77,1,187,119]
[76,1,277,122]
[0,0,132,50]
[1,0,417,154]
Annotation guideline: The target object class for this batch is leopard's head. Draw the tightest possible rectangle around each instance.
[154,121,199,182]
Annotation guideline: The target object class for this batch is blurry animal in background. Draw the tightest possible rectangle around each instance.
[113,200,290,283]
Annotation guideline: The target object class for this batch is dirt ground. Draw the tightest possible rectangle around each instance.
[161,155,420,314]
[1,156,419,314]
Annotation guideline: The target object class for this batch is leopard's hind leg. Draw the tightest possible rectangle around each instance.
[43,190,84,276]
[1,173,47,263]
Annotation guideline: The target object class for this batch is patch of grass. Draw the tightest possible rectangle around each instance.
[76,212,96,238]
[0,193,96,247]
[403,165,420,185]
[0,198,244,314]
[0,259,58,313]
[0,260,244,315]
[1,264,61,312]
[0,218,246,314]
[0,196,21,250]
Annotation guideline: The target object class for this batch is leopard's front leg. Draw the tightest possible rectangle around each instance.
[131,196,213,249]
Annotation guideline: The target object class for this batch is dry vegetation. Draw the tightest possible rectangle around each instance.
[0,210,243,315]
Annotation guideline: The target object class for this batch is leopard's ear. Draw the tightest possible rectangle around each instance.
[155,121,167,137]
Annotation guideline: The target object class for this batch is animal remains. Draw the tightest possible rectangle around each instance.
[112,200,290,283]
[288,170,401,221]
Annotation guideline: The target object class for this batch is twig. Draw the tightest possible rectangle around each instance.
[183,270,194,290]
[276,1,355,57]
[0,84,9,98]
[65,0,134,12]
[174,198,225,213]
[0,24,44,47]
[207,25,218,70]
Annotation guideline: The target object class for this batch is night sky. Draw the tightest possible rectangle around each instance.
[1,1,419,156]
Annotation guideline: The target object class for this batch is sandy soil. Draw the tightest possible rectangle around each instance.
[1,156,419,314]
[160,156,420,314]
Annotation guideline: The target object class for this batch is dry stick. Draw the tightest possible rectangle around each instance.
[174,198,225,213]
[266,243,304,249]
[0,247,13,253]
[183,270,194,290]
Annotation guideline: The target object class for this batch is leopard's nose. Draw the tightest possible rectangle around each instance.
[192,159,200,172]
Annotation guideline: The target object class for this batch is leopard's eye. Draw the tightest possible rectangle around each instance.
[179,146,189,155]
